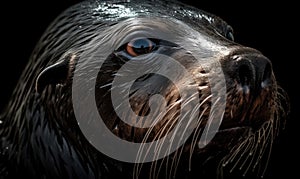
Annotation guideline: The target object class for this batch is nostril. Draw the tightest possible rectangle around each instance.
[234,54,273,93]
[225,51,274,95]
[238,64,253,87]
[261,62,272,88]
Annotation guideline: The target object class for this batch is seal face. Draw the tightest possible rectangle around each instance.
[0,0,289,179]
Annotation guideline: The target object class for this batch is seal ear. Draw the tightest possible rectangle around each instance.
[35,54,76,93]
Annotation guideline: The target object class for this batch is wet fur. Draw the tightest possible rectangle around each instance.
[0,0,289,179]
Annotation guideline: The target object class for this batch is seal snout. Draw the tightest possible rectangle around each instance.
[220,51,277,130]
[233,53,273,94]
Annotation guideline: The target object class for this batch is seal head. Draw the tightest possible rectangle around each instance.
[0,0,289,178]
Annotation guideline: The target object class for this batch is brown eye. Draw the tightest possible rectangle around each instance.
[126,38,156,57]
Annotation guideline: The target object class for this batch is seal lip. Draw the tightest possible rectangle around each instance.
[217,126,250,133]
[202,125,251,138]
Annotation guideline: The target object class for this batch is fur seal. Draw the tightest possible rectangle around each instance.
[0,0,289,178]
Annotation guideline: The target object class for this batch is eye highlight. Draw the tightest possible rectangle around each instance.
[126,38,157,57]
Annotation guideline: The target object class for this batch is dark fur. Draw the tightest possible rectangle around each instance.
[0,0,289,178]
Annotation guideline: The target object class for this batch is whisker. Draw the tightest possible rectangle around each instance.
[189,105,209,170]
[134,99,182,178]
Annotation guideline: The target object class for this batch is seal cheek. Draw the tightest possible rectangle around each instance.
[35,53,76,93]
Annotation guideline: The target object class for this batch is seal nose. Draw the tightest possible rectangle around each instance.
[234,53,273,93]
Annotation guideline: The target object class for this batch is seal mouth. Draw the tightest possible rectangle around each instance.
[216,126,250,134]
[196,126,250,149]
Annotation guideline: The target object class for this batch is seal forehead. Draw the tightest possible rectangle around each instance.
[93,2,138,21]
[91,0,218,25]
[88,0,233,47]
[81,17,231,65]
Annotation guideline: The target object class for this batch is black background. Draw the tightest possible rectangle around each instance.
[0,0,298,178]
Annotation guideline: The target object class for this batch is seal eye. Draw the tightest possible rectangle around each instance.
[126,38,156,57]
[226,25,234,41]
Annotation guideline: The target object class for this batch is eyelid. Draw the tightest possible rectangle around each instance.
[114,39,178,59]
